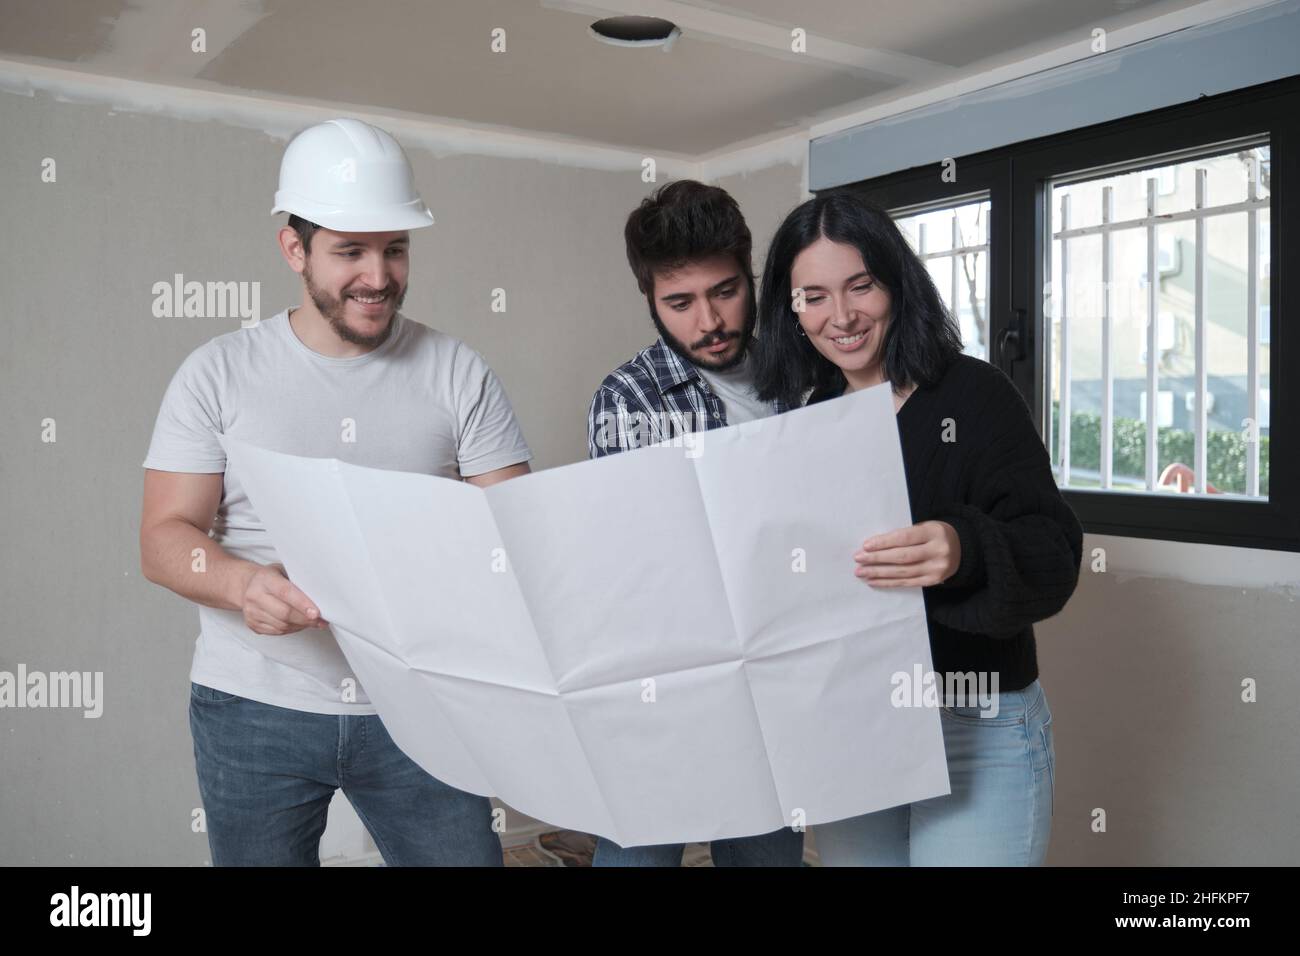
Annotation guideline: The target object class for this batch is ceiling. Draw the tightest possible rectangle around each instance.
[0,0,1224,155]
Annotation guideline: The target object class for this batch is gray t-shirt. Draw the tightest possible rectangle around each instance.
[696,354,774,425]
[143,308,531,714]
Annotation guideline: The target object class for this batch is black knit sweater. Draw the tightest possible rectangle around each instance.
[811,354,1084,691]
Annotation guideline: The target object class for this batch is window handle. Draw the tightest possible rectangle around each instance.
[998,308,1027,365]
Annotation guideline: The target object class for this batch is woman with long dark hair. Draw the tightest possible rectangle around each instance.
[751,190,1083,865]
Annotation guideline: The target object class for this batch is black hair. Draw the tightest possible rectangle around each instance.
[751,190,964,408]
[624,179,754,306]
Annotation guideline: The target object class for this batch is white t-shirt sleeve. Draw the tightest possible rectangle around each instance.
[453,345,532,477]
[142,345,226,473]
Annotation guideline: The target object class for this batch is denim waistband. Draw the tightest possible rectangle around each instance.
[940,678,1043,715]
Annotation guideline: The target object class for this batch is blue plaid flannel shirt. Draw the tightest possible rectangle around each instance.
[587,337,789,458]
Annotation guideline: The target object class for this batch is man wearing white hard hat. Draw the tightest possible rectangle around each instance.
[140,118,531,866]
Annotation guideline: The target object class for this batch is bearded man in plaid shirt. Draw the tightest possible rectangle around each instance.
[583,180,804,868]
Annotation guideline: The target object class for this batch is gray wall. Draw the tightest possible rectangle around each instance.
[1039,552,1300,865]
[713,161,808,281]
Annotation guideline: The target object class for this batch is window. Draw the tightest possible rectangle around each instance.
[832,76,1299,552]
[1046,144,1270,500]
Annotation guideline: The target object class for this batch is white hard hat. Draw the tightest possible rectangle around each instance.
[271,118,435,231]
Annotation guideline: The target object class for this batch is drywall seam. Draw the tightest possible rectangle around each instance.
[696,129,807,183]
[0,54,702,178]
[86,0,269,78]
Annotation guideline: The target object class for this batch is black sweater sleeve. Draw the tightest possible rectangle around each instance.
[922,366,1084,638]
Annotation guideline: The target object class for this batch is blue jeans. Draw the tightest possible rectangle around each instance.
[189,682,502,866]
[593,827,804,867]
[814,679,1055,866]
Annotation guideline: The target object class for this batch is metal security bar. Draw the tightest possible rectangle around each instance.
[1057,193,1072,486]
[1246,160,1262,497]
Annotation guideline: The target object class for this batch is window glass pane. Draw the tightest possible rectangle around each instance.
[1052,233,1103,488]
[894,198,990,362]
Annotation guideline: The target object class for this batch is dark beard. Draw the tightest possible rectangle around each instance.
[303,261,407,349]
[649,291,757,373]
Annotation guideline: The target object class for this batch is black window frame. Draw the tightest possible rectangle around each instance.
[832,75,1300,553]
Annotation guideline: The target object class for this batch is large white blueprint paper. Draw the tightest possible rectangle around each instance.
[220,382,950,846]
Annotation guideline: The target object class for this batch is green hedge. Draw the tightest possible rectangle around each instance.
[1050,403,1269,496]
